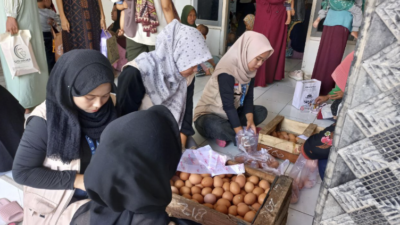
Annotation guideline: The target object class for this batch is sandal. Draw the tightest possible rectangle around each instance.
[215,139,227,148]
[0,198,23,224]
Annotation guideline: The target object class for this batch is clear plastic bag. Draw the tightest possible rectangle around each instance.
[234,149,290,176]
[288,154,319,204]
[236,127,258,153]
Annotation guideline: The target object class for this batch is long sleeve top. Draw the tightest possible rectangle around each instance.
[218,73,254,128]
[4,0,21,18]
[12,117,92,190]
[318,0,363,32]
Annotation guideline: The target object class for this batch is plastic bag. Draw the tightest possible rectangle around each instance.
[177,145,245,176]
[0,30,41,78]
[236,127,258,153]
[100,30,111,58]
[234,149,290,176]
[288,154,319,204]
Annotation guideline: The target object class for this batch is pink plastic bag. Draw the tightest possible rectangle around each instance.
[288,154,319,204]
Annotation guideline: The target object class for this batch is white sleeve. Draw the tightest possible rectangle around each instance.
[349,0,363,32]
[4,0,22,18]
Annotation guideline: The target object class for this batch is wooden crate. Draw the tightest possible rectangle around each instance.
[166,162,292,225]
[258,115,321,163]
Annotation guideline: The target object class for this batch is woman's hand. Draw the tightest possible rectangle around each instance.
[61,16,70,32]
[100,17,107,31]
[6,17,18,35]
[329,90,344,100]
[74,174,86,191]
[313,18,321,28]
[315,95,329,105]
[351,31,358,39]
[246,113,257,134]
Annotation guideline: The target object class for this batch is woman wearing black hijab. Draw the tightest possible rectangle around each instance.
[12,49,117,225]
[69,105,182,225]
[0,86,24,173]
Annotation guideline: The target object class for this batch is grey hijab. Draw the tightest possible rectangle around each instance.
[135,19,212,128]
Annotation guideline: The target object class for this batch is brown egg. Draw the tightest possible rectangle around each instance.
[203,203,214,209]
[237,204,250,216]
[269,160,280,168]
[204,194,217,204]
[201,174,211,177]
[226,174,233,178]
[215,205,228,214]
[252,187,265,197]
[236,175,246,188]
[281,131,289,140]
[192,193,204,203]
[222,178,231,183]
[231,176,237,182]
[213,176,223,188]
[175,171,181,176]
[174,180,184,189]
[244,211,256,222]
[216,198,231,208]
[248,176,259,185]
[258,193,267,204]
[237,203,247,208]
[185,180,193,188]
[236,216,244,220]
[180,172,190,181]
[222,191,234,201]
[195,184,204,189]
[180,186,191,195]
[212,187,224,198]
[230,182,241,195]
[229,205,238,216]
[222,182,230,192]
[217,174,226,179]
[240,190,247,196]
[191,186,201,195]
[189,174,202,185]
[171,186,179,194]
[244,182,255,193]
[201,177,213,187]
[192,199,199,203]
[244,193,257,205]
[235,155,247,163]
[201,187,212,196]
[259,180,270,190]
[252,203,261,211]
[289,133,297,143]
[232,194,244,205]
[171,175,180,182]
[265,188,270,193]
[182,193,191,199]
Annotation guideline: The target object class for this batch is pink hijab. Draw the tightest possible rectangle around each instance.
[213,31,274,84]
[332,51,354,91]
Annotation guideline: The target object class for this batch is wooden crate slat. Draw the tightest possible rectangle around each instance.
[280,119,310,135]
[297,123,318,145]
[258,144,299,164]
[259,115,284,135]
[253,176,292,225]
[227,160,275,183]
[259,134,300,154]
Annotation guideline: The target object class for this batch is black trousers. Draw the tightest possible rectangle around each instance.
[43,32,55,73]
[195,106,267,143]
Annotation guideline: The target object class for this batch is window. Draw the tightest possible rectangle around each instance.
[193,0,223,27]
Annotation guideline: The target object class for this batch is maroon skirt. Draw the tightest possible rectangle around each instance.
[311,25,349,95]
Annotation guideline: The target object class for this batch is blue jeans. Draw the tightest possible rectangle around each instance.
[318,159,328,180]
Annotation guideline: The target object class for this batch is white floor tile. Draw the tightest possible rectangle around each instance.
[276,78,298,88]
[258,88,294,105]
[259,112,278,127]
[268,83,295,94]
[289,183,321,217]
[254,98,287,114]
[192,125,206,147]
[285,59,302,72]
[194,76,210,94]
[193,91,202,107]
[0,179,23,212]
[279,105,317,124]
[254,86,271,100]
[286,208,314,225]
[313,119,335,128]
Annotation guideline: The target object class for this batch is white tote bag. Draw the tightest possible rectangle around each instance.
[0,30,41,78]
[292,79,321,109]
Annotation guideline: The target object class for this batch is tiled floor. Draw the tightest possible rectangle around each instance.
[0,58,333,225]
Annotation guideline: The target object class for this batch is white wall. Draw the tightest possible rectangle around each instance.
[301,0,356,76]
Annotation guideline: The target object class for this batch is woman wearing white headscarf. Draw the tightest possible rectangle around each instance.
[116,19,212,148]
[194,31,274,147]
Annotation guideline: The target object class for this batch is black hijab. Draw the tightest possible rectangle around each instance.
[81,105,182,225]
[0,86,24,172]
[44,49,117,163]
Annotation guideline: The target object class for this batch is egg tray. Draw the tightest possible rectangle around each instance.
[166,164,292,225]
[258,115,323,163]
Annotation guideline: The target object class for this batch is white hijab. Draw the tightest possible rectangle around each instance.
[135,20,212,128]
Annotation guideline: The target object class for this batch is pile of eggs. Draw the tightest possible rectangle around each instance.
[271,131,299,144]
[170,172,271,222]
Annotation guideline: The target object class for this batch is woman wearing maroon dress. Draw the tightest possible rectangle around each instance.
[253,0,287,87]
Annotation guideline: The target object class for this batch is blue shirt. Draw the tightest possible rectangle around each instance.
[323,10,353,32]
